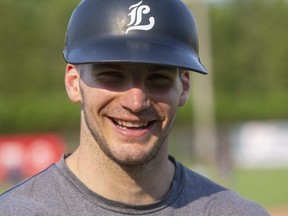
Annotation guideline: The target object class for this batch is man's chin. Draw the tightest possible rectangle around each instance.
[103,147,160,167]
[109,153,153,167]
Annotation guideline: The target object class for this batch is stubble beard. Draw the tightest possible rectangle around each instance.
[81,104,177,167]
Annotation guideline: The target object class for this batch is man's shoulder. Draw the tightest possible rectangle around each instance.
[0,195,51,215]
[1,163,58,195]
[206,190,269,216]
[176,163,269,215]
[0,164,61,215]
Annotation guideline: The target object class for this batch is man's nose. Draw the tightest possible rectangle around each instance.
[119,87,150,113]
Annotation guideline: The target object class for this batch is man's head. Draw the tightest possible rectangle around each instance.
[63,0,207,74]
[63,0,206,166]
[65,63,190,166]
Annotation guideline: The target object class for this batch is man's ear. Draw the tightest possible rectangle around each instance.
[179,71,190,107]
[65,64,81,103]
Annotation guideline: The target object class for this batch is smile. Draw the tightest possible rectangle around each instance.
[111,118,154,130]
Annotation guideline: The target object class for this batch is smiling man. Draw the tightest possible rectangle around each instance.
[0,0,269,215]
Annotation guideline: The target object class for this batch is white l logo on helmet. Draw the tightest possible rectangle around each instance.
[126,1,155,34]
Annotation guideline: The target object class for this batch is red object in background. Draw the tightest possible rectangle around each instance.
[0,134,66,182]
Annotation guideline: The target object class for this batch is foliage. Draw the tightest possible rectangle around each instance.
[0,0,288,133]
[0,0,79,133]
[211,0,288,121]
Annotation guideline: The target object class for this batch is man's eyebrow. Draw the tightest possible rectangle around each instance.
[151,66,178,73]
[91,63,121,71]
[90,63,178,73]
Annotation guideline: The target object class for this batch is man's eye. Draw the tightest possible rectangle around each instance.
[96,71,125,80]
[148,74,173,83]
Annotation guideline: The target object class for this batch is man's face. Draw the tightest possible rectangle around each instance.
[68,63,190,166]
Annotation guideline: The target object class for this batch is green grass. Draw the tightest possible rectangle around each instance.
[233,168,288,207]
[0,182,17,194]
[0,184,9,194]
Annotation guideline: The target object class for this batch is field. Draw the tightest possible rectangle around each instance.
[232,168,288,215]
[233,169,288,207]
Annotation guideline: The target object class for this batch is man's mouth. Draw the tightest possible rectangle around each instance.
[111,118,154,130]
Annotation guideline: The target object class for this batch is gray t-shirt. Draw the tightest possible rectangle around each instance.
[0,155,269,215]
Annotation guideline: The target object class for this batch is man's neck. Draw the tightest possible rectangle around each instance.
[65,141,175,205]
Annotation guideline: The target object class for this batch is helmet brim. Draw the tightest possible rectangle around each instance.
[63,37,207,74]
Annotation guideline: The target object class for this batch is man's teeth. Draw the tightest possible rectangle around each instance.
[114,119,149,128]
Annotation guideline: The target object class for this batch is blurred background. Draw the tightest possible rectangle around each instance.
[0,0,287,214]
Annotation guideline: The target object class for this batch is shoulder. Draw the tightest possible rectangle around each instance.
[0,196,51,215]
[206,190,270,216]
[174,161,269,215]
[0,163,61,215]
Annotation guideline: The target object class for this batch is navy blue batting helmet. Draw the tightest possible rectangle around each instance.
[63,0,207,74]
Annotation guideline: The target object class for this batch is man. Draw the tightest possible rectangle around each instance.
[0,0,269,215]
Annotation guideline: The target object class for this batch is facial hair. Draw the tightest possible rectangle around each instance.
[81,101,178,167]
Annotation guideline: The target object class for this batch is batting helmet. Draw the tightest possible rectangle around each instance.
[63,0,207,74]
